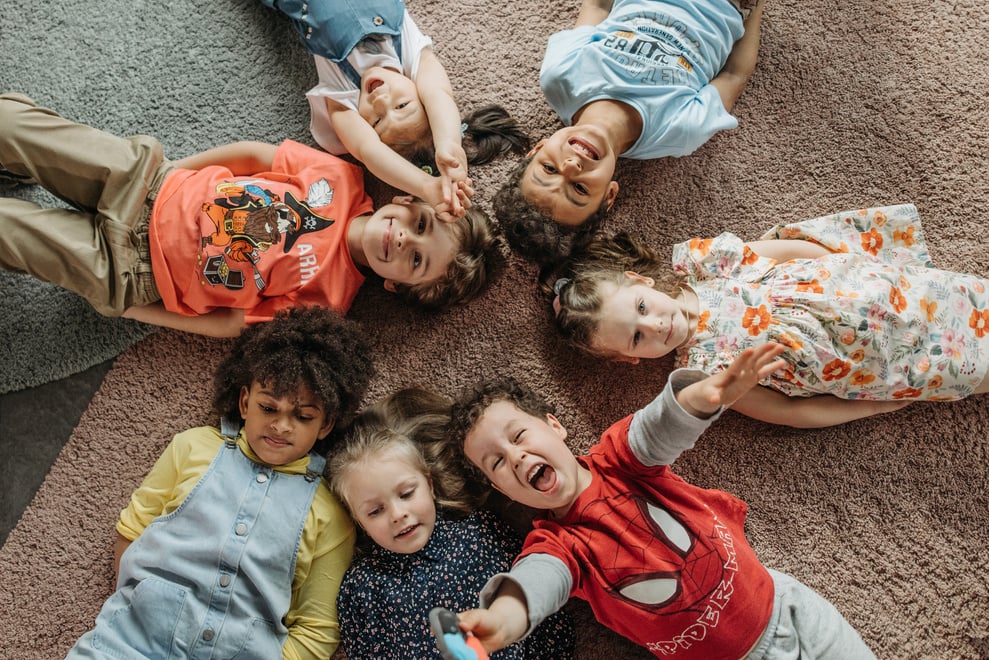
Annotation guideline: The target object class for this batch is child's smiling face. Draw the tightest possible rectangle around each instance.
[355,197,458,290]
[358,66,429,148]
[341,448,437,554]
[521,125,620,227]
[464,400,590,519]
[238,381,334,466]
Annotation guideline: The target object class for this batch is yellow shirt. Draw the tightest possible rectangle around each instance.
[116,426,355,659]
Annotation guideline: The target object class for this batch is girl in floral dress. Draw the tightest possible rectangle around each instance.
[547,204,989,427]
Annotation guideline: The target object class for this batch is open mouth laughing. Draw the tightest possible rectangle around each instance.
[527,463,557,492]
[568,136,600,160]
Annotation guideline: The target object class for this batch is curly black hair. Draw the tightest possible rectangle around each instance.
[492,156,610,265]
[212,306,374,452]
[447,377,556,485]
[406,103,530,170]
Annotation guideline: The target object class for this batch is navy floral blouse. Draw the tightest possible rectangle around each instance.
[337,509,575,659]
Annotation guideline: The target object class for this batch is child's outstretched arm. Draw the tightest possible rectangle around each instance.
[172,141,277,174]
[730,386,912,428]
[676,342,786,417]
[327,104,461,222]
[455,580,530,653]
[123,303,246,337]
[710,0,765,112]
[575,0,614,26]
[414,48,471,216]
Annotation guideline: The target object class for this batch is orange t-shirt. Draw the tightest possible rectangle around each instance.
[148,140,374,323]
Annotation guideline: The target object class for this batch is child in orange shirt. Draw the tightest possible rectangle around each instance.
[0,94,497,337]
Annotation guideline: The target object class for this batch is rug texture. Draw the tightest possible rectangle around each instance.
[2,0,988,658]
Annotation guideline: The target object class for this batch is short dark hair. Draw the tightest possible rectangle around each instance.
[447,377,555,482]
[212,306,374,453]
[492,157,610,264]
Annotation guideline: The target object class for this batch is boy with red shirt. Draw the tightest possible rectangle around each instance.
[447,344,875,659]
[0,94,496,337]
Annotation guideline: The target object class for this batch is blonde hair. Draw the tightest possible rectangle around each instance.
[328,388,474,525]
[542,231,678,358]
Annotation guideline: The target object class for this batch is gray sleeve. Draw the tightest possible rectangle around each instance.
[478,553,572,640]
[629,368,724,466]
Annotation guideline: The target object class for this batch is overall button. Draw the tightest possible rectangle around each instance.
[219,575,232,587]
[202,628,215,641]
[256,473,268,483]
[373,16,384,25]
[235,523,248,536]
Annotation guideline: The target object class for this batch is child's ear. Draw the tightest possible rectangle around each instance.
[623,271,655,288]
[383,279,398,293]
[318,418,335,440]
[613,355,641,365]
[238,385,251,418]
[604,180,620,210]
[545,413,568,442]
[527,139,547,157]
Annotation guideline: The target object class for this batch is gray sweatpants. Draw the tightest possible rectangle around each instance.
[0,93,172,315]
[748,569,876,659]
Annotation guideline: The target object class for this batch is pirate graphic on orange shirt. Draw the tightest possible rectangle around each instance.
[200,179,335,291]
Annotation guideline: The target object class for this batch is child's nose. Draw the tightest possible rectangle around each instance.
[560,156,581,174]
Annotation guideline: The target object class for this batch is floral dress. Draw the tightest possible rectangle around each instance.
[672,204,989,400]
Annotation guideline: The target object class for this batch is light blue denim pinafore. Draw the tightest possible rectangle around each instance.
[67,424,325,659]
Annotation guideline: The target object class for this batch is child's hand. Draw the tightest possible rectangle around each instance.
[679,342,786,418]
[435,145,471,218]
[455,609,514,654]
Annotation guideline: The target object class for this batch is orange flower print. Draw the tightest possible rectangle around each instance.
[927,375,943,390]
[837,241,849,253]
[969,309,989,338]
[796,279,824,294]
[892,387,924,399]
[741,305,772,336]
[919,298,937,322]
[873,210,888,226]
[889,286,907,313]
[688,237,713,257]
[741,246,760,265]
[816,267,831,281]
[915,356,930,373]
[776,332,803,351]
[849,349,866,363]
[695,310,710,334]
[861,228,883,255]
[898,275,910,291]
[821,358,851,381]
[839,329,856,345]
[893,225,915,247]
[850,370,875,386]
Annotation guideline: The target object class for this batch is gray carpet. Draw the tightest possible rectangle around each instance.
[2,0,989,659]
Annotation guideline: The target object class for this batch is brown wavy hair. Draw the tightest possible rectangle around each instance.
[540,231,677,359]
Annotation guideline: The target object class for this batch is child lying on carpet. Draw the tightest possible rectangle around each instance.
[66,306,373,659]
[259,0,529,220]
[493,0,766,262]
[0,93,498,337]
[444,344,876,659]
[326,387,575,659]
[546,204,987,427]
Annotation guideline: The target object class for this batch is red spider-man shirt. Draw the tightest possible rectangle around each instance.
[519,414,774,658]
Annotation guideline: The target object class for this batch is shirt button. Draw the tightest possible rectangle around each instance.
[202,628,215,641]
[235,523,248,536]
[373,16,384,25]
[219,575,232,587]
[256,473,268,483]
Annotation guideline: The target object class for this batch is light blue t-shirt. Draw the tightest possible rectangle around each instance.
[540,0,745,159]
